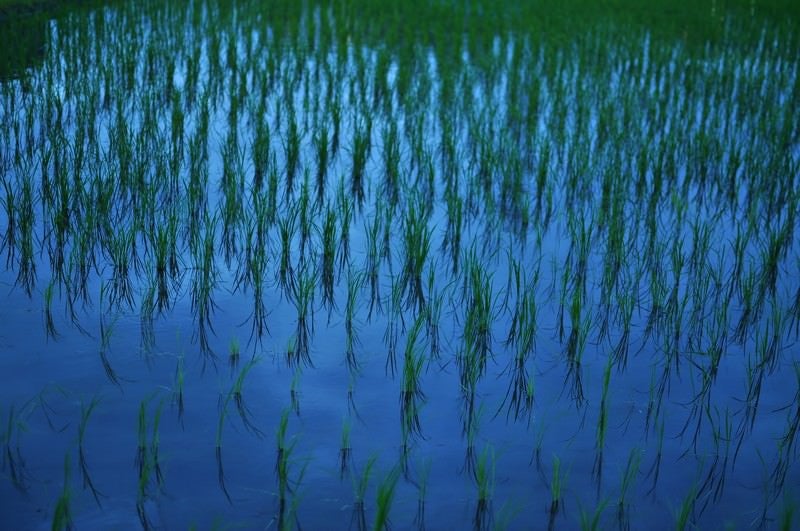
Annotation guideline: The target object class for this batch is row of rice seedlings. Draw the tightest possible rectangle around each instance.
[1,2,799,527]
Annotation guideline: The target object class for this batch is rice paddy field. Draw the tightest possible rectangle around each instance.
[1,0,800,528]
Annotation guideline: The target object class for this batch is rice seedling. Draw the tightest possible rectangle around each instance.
[290,267,316,367]
[1,1,799,529]
[473,445,495,531]
[350,115,371,206]
[674,483,698,531]
[548,455,566,531]
[336,179,354,273]
[616,447,642,530]
[51,454,73,531]
[313,126,330,200]
[344,269,364,373]
[351,455,376,531]
[400,314,426,442]
[780,495,797,531]
[77,396,103,506]
[320,205,337,311]
[275,429,305,521]
[578,498,609,531]
[280,103,301,187]
[230,355,263,437]
[400,196,432,312]
[373,466,401,531]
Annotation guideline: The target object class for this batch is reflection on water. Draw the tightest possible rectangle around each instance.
[1,0,799,529]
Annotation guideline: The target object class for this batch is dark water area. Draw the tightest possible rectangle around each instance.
[1,0,799,529]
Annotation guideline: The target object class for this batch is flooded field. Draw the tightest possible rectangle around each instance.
[1,0,799,528]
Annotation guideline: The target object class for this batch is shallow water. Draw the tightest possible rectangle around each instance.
[1,0,799,529]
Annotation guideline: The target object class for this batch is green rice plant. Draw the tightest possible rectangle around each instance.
[321,205,337,310]
[231,355,263,437]
[424,268,446,359]
[674,483,698,531]
[314,126,329,198]
[275,437,308,531]
[190,215,220,359]
[252,113,271,190]
[330,95,342,157]
[0,178,17,266]
[578,498,609,531]
[139,281,156,352]
[364,209,383,318]
[345,269,364,373]
[51,454,72,531]
[298,171,313,258]
[617,447,642,529]
[276,407,291,471]
[336,179,354,272]
[461,246,495,377]
[290,267,316,367]
[499,264,538,422]
[77,396,103,506]
[15,172,36,296]
[351,455,376,531]
[350,115,371,205]
[460,400,484,477]
[382,121,401,205]
[779,495,796,531]
[284,107,301,193]
[548,455,566,530]
[400,195,432,312]
[132,396,165,528]
[611,276,635,362]
[106,225,136,309]
[473,445,495,530]
[373,466,401,531]
[278,211,297,293]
